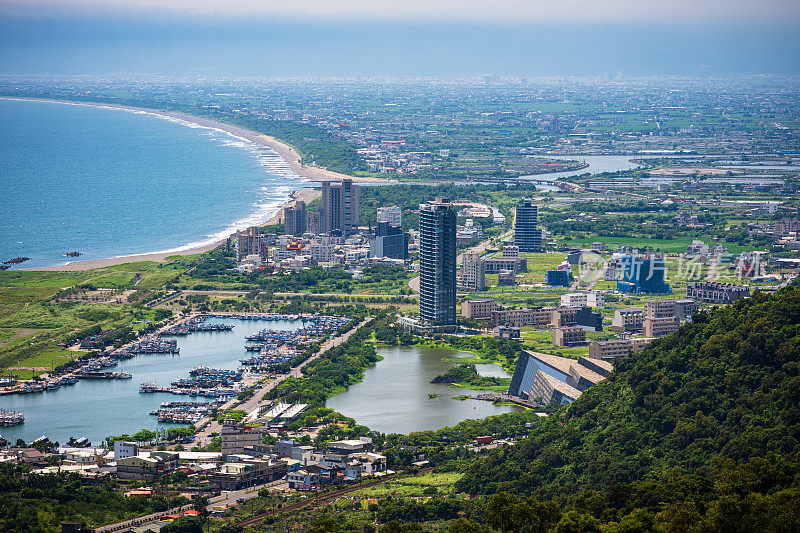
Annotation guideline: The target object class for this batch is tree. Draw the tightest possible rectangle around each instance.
[191,496,209,518]
[552,511,602,533]
[160,516,204,533]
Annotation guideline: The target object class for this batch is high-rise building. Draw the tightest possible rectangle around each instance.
[319,180,360,236]
[460,251,486,291]
[419,198,457,326]
[377,206,402,227]
[369,222,409,260]
[235,227,268,261]
[514,200,542,252]
[284,200,307,236]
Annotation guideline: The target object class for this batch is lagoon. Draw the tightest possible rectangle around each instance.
[326,345,520,434]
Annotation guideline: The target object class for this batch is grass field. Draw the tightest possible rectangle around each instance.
[348,472,464,499]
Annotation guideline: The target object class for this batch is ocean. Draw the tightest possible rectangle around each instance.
[0,98,304,268]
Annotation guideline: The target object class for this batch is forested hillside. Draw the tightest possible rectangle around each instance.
[455,288,800,529]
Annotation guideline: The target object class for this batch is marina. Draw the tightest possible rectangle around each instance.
[0,316,306,443]
[0,409,24,427]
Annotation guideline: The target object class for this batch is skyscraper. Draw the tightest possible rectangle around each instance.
[515,199,542,252]
[320,179,360,236]
[283,200,307,236]
[419,197,457,326]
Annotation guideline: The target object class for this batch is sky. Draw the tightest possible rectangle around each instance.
[0,0,798,76]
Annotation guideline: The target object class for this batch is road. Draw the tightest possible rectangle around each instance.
[194,318,369,445]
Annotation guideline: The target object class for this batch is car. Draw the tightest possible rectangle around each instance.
[236,498,244,504]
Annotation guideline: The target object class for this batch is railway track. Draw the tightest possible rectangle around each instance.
[236,474,395,527]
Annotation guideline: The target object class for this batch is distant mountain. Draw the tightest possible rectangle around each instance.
[456,288,800,528]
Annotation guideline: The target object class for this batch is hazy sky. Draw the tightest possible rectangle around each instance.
[0,0,798,76]
[4,0,800,23]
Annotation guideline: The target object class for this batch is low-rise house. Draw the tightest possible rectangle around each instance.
[287,464,322,491]
[117,452,179,481]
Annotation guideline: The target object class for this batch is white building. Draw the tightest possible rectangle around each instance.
[377,206,402,227]
[309,244,336,263]
[561,292,604,308]
[460,251,486,291]
[114,441,139,460]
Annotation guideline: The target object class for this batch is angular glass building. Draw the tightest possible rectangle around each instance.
[617,254,672,294]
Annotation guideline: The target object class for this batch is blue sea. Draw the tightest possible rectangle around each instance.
[0,98,304,268]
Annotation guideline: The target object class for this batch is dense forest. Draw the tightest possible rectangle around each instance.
[449,288,800,531]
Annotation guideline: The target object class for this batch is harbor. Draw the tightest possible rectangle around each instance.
[0,316,308,444]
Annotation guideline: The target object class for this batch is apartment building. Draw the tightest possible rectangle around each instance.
[561,292,605,308]
[485,257,528,273]
[643,317,680,338]
[587,338,653,361]
[687,282,750,304]
[553,326,586,347]
[612,308,645,333]
[461,299,498,319]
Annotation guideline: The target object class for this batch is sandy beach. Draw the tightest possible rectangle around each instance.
[6,97,385,272]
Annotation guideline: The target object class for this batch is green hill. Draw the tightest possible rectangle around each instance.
[455,288,800,529]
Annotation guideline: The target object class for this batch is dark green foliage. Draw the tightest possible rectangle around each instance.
[0,465,173,531]
[160,516,205,533]
[453,288,800,527]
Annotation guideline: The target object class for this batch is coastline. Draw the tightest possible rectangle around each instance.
[2,97,382,272]
[28,188,321,272]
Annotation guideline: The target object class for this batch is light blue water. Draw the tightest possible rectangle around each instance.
[0,99,303,268]
[0,318,302,445]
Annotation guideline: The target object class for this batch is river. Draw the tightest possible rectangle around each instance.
[326,345,520,434]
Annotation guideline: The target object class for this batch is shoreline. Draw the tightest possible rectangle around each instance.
[27,188,322,272]
[2,97,384,272]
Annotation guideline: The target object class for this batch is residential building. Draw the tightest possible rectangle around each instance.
[588,338,653,361]
[687,282,750,304]
[346,452,387,476]
[377,206,402,227]
[485,257,528,273]
[419,198,457,327]
[210,458,288,490]
[492,307,553,327]
[320,179,360,236]
[550,306,578,327]
[493,326,521,340]
[309,243,336,263]
[287,464,322,491]
[514,199,542,252]
[327,440,369,455]
[643,298,699,320]
[116,452,179,481]
[460,251,486,291]
[643,317,680,338]
[369,222,409,260]
[686,240,709,256]
[553,326,586,347]
[674,299,700,320]
[503,244,519,258]
[461,299,497,319]
[561,292,605,308]
[284,200,307,236]
[498,270,516,285]
[645,299,679,319]
[235,227,268,262]
[113,441,138,460]
[612,308,645,333]
[617,254,672,294]
[221,418,263,456]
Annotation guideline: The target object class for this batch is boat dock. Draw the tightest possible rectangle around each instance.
[0,409,24,426]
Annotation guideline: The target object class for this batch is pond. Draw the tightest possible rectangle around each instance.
[326,345,520,434]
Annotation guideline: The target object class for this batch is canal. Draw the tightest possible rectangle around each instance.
[326,345,521,434]
[0,318,303,445]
